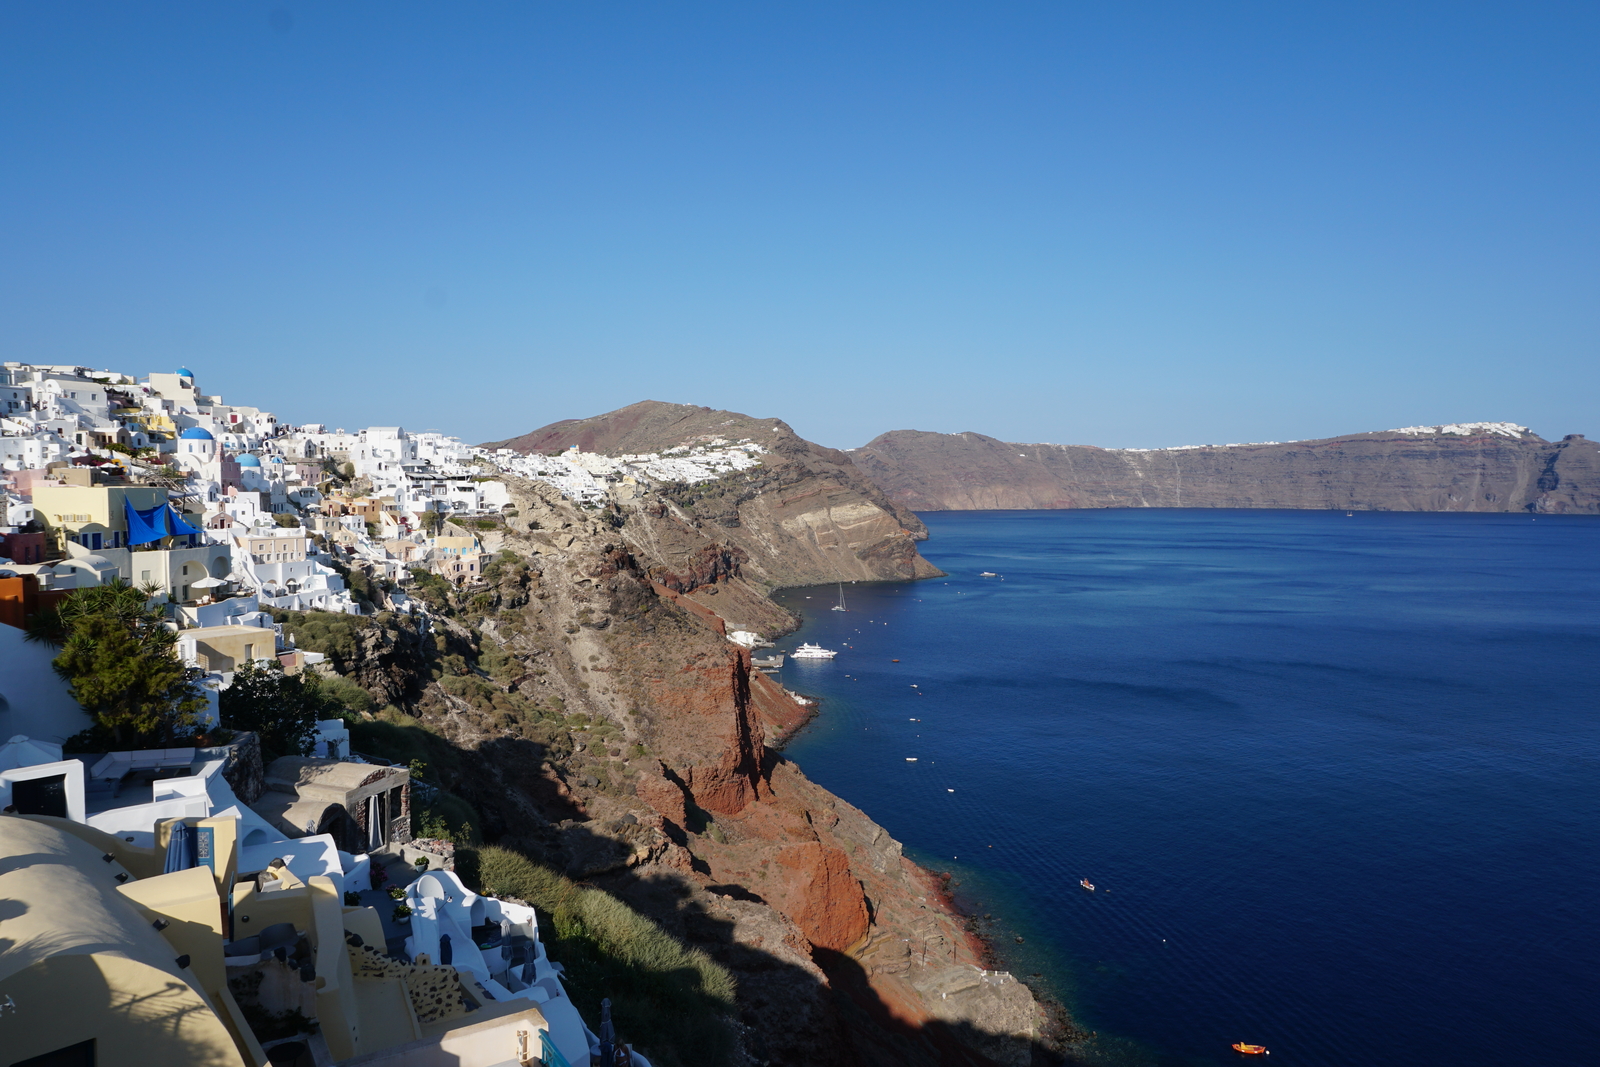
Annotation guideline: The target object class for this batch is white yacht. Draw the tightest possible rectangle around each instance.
[790,642,838,660]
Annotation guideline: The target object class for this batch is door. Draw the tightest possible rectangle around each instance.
[12,773,68,817]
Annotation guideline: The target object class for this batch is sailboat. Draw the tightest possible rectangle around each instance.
[831,582,848,611]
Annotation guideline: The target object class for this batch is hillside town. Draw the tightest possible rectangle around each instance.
[2,360,769,619]
[0,361,778,1067]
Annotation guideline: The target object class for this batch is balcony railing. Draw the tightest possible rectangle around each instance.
[539,1030,573,1067]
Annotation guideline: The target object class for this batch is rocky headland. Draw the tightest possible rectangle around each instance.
[298,402,1056,1067]
[302,405,1600,1064]
[851,424,1600,514]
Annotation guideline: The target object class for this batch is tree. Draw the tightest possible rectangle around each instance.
[42,580,206,746]
[220,661,343,760]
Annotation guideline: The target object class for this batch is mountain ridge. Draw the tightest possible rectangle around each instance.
[850,424,1600,513]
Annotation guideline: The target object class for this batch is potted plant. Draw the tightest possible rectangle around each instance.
[391,903,412,924]
[413,854,431,871]
[387,885,406,900]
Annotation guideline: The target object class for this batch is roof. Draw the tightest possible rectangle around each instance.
[179,426,214,440]
[263,757,404,795]
[236,454,261,466]
[252,758,406,839]
[57,554,116,570]
[175,367,195,378]
[0,817,183,984]
[183,624,277,640]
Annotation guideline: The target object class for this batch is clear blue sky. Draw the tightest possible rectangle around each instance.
[4,3,1597,449]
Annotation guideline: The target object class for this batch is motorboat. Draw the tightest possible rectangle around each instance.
[980,571,998,577]
[1080,878,1095,891]
[790,643,837,660]
[1232,1043,1270,1056]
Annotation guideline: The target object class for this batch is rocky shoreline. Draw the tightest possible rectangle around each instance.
[769,662,1087,1063]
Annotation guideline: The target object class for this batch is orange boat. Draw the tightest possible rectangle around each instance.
[1232,1043,1270,1055]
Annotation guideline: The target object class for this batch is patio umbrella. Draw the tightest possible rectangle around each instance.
[191,576,227,588]
[164,823,197,873]
[0,736,63,772]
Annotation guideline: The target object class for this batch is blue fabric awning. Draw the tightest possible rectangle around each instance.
[124,497,170,545]
[123,498,203,544]
[167,505,202,538]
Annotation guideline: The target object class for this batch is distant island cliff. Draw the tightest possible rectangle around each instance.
[850,423,1600,514]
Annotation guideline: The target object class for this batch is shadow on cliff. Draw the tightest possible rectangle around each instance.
[369,720,1079,1066]
[542,820,1081,1067]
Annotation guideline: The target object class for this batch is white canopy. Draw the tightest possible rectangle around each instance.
[0,735,65,772]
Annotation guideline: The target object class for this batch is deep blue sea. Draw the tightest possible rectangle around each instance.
[772,509,1600,1067]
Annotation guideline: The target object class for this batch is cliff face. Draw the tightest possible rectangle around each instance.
[309,417,1046,1066]
[486,400,941,585]
[851,426,1600,513]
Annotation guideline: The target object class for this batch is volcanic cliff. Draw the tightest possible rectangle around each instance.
[291,403,1054,1067]
[851,425,1600,513]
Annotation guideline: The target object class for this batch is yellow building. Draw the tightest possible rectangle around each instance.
[176,625,280,673]
[123,409,178,438]
[30,482,230,601]
[238,530,309,564]
[33,483,171,552]
[0,816,256,1067]
[429,536,487,584]
[1,814,558,1067]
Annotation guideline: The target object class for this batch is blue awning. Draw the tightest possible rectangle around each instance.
[123,498,203,544]
[124,497,170,545]
[167,505,202,538]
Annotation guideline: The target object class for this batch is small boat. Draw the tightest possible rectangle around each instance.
[1080,878,1095,891]
[1231,1043,1269,1056]
[831,582,848,611]
[791,643,837,660]
[979,571,998,577]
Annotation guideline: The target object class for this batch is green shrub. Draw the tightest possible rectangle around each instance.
[318,673,373,718]
[271,610,373,671]
[349,719,462,780]
[415,792,480,843]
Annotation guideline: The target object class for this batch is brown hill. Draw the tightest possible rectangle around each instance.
[851,426,1600,513]
[484,399,796,456]
[486,401,941,586]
